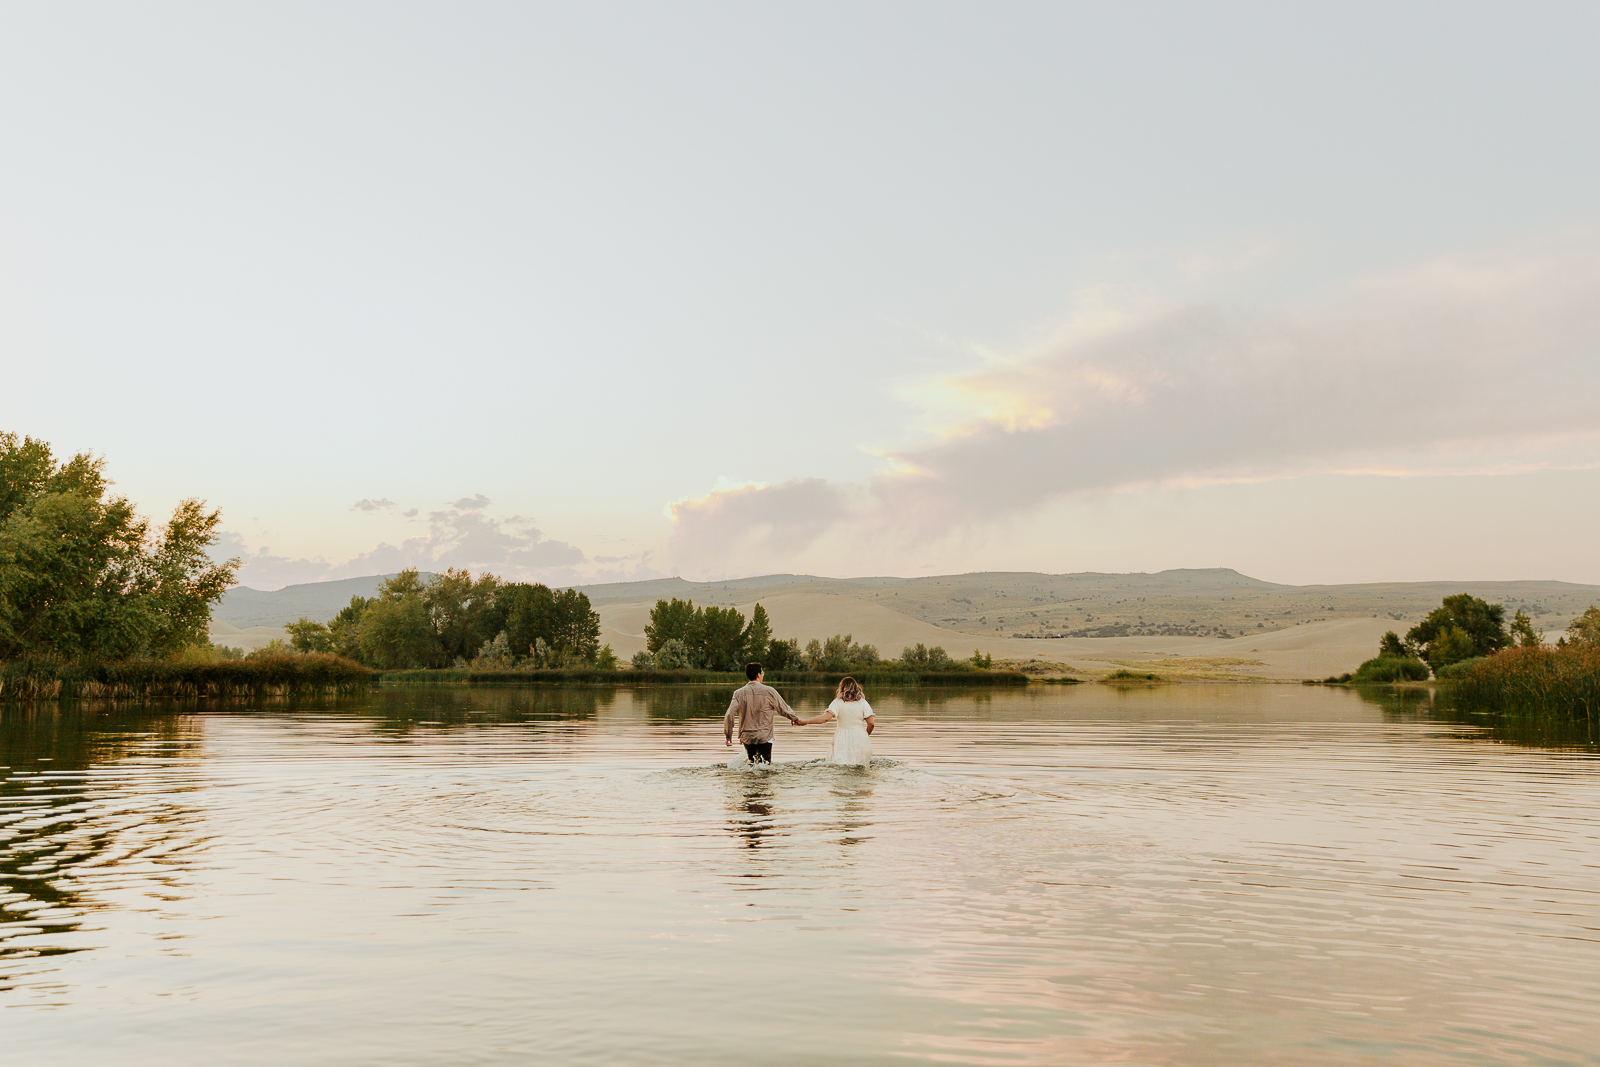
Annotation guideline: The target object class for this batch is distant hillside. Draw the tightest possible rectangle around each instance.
[214,573,434,628]
[218,567,1600,640]
[582,568,1600,641]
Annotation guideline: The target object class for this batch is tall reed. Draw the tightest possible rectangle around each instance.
[0,653,371,702]
[1450,645,1600,720]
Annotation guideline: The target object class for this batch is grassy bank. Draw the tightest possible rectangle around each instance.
[1450,645,1600,720]
[1,653,371,701]
[377,667,1030,687]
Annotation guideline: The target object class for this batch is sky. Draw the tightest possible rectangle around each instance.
[3,2,1599,590]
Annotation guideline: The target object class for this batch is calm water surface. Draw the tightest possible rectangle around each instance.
[3,684,1598,1066]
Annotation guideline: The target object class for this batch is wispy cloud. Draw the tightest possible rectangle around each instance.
[221,498,592,589]
[350,498,396,512]
[667,234,1600,570]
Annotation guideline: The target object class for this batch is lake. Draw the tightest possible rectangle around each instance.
[3,684,1598,1065]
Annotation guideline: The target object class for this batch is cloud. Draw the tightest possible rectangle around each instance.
[401,508,418,518]
[350,498,396,512]
[222,502,592,590]
[667,235,1600,568]
[451,494,491,510]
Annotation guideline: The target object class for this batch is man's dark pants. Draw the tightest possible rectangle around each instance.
[742,742,773,763]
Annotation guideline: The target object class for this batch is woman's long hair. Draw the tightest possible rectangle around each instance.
[836,676,864,702]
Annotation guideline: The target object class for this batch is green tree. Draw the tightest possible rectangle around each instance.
[802,639,823,670]
[818,633,878,670]
[1405,594,1508,663]
[426,568,502,664]
[500,582,555,661]
[359,569,437,668]
[1427,626,1477,671]
[655,638,691,669]
[548,587,602,665]
[765,637,800,671]
[0,433,238,660]
[742,603,773,668]
[328,595,372,661]
[286,617,334,653]
[1378,631,1406,658]
[1509,610,1543,649]
[471,630,515,668]
[594,644,618,671]
[698,605,748,672]
[645,598,697,653]
[1564,605,1600,648]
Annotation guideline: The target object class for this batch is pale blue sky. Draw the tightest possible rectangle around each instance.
[4,2,1598,587]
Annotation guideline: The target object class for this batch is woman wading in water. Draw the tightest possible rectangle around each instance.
[796,676,875,766]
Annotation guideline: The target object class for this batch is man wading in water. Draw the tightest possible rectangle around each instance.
[724,662,800,764]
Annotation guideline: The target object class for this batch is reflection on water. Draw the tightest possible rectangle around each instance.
[0,706,206,997]
[3,684,1599,1066]
[1353,683,1600,750]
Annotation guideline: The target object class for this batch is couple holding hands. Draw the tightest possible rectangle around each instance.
[723,663,875,767]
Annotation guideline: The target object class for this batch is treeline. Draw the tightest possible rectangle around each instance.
[631,597,993,673]
[284,568,610,671]
[1335,594,1600,720]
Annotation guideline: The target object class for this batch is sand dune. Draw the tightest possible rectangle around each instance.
[596,593,1393,680]
[207,625,289,653]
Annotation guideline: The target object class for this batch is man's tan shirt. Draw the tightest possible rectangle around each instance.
[724,680,798,743]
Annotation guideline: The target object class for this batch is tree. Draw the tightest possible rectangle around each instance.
[1405,594,1508,665]
[765,637,800,671]
[328,596,372,661]
[698,605,748,671]
[1564,605,1600,648]
[802,639,823,670]
[500,582,556,661]
[0,433,238,660]
[1509,610,1543,649]
[286,617,334,653]
[645,598,697,653]
[425,568,501,664]
[1427,626,1477,670]
[494,582,601,666]
[742,603,773,668]
[359,569,437,668]
[1378,631,1407,658]
[655,638,692,669]
[471,631,515,669]
[547,587,601,665]
[901,643,951,668]
[594,644,618,671]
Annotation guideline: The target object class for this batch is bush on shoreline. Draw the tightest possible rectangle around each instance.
[1450,645,1600,720]
[0,653,371,701]
[1352,655,1431,683]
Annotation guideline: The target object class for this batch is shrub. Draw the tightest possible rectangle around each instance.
[1433,657,1484,680]
[1352,655,1431,683]
[1451,644,1600,719]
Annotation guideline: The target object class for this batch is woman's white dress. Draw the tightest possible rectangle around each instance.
[826,697,874,766]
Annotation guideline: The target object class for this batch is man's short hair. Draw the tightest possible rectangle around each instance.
[745,662,763,681]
